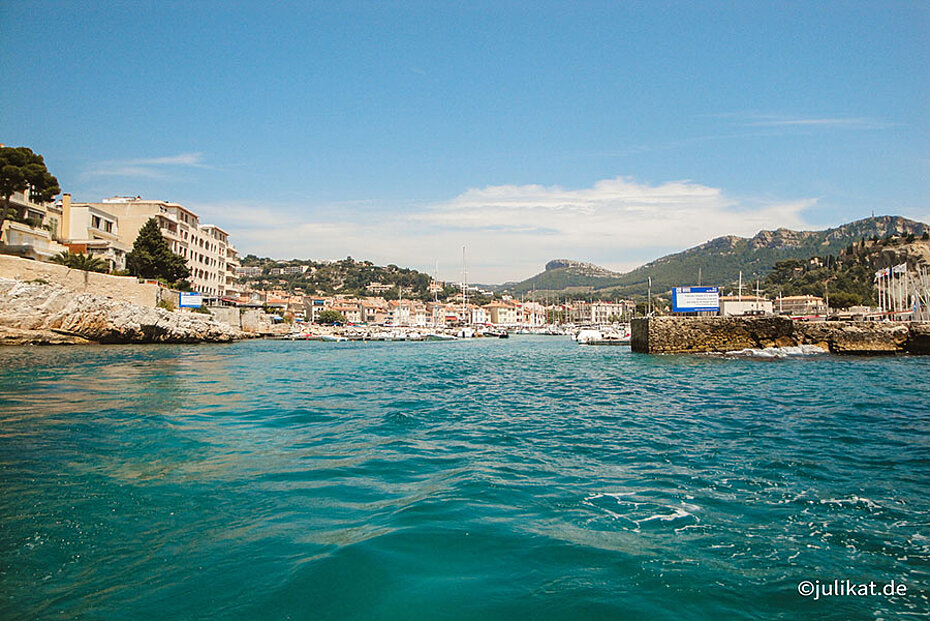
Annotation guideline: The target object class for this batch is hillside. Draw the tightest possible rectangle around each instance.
[763,233,930,308]
[498,259,624,294]
[504,216,930,298]
[238,255,454,300]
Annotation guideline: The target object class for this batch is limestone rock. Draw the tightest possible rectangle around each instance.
[0,325,92,346]
[0,278,245,345]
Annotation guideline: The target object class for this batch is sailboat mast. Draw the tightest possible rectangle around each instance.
[462,245,468,325]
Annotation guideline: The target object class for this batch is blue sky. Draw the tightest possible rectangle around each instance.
[2,1,927,282]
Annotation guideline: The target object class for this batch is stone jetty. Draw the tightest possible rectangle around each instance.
[631,316,930,355]
[0,278,244,345]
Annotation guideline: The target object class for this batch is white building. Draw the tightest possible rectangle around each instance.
[59,194,129,271]
[73,197,238,298]
[568,301,631,324]
[776,295,827,317]
[0,188,68,261]
[718,295,773,316]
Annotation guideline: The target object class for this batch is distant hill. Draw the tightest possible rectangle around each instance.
[503,216,930,298]
[497,259,624,294]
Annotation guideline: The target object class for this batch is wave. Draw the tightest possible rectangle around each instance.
[725,345,828,358]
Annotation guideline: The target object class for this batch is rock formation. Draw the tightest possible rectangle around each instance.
[0,278,244,345]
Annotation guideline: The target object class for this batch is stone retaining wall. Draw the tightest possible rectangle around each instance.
[0,254,167,307]
[631,316,930,355]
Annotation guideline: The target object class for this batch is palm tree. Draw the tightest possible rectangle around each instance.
[50,251,109,273]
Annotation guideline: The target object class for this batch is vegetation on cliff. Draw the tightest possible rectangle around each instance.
[763,233,930,308]
[239,255,458,300]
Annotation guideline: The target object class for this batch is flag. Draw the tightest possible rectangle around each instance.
[893,263,907,275]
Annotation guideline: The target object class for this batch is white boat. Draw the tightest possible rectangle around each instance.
[575,325,631,346]
[319,334,348,342]
[426,333,457,341]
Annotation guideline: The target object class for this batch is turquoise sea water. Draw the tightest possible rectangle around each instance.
[1,337,928,620]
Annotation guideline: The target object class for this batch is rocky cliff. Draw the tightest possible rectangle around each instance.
[0,278,244,345]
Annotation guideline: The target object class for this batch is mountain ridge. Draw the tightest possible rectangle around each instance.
[502,215,930,297]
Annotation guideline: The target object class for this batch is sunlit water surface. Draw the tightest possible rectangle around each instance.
[1,338,928,619]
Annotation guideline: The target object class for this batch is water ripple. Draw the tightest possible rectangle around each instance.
[1,338,928,619]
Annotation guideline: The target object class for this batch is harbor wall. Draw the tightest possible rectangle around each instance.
[205,306,274,333]
[631,316,930,355]
[0,254,170,307]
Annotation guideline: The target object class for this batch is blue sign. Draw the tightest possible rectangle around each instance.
[672,286,720,312]
[178,292,204,308]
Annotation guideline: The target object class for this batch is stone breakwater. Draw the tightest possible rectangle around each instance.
[631,316,930,355]
[0,278,245,345]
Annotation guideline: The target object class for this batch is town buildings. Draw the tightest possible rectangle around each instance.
[67,196,239,299]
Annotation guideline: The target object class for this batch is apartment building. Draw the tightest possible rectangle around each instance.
[0,188,67,261]
[58,194,129,271]
[224,245,242,300]
[73,197,237,298]
[568,301,631,324]
[776,295,828,317]
[484,302,519,325]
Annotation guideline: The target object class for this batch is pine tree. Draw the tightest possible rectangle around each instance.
[126,218,191,284]
[0,146,60,240]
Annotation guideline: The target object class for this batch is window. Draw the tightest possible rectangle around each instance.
[104,221,114,233]
[91,215,101,229]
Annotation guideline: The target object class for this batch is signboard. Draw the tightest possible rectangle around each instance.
[178,292,204,308]
[672,286,719,313]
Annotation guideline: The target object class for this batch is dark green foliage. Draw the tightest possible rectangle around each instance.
[764,251,877,307]
[827,291,862,309]
[50,251,108,273]
[0,146,60,239]
[126,218,191,285]
[316,310,347,324]
[239,256,438,300]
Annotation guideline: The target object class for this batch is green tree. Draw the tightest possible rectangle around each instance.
[316,310,347,324]
[828,291,861,309]
[50,251,108,273]
[126,218,191,285]
[0,146,60,240]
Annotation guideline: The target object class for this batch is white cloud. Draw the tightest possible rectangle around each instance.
[128,153,207,167]
[190,176,816,283]
[735,114,891,130]
[85,152,209,178]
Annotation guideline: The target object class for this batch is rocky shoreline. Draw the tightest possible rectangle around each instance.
[631,316,930,355]
[0,278,245,345]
